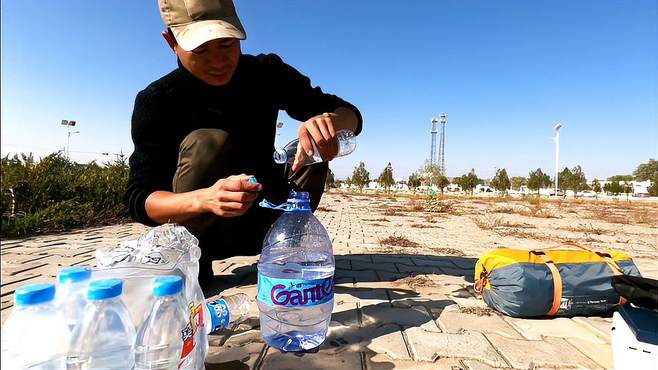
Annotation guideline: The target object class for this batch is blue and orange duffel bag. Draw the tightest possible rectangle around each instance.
[474,242,642,317]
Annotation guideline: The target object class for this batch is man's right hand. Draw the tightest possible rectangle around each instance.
[198,174,262,217]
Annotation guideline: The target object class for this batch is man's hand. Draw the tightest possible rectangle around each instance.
[292,112,339,172]
[198,174,261,217]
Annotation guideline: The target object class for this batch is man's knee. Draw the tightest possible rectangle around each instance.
[179,128,230,169]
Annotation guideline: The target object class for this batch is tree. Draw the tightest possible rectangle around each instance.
[350,162,370,192]
[419,160,442,186]
[436,175,450,194]
[603,180,623,195]
[490,168,511,194]
[510,176,527,191]
[527,168,551,196]
[633,159,658,181]
[648,173,658,196]
[607,174,633,183]
[456,169,479,195]
[408,172,422,190]
[558,167,573,193]
[592,179,602,199]
[569,165,588,197]
[623,180,633,200]
[325,167,336,189]
[377,162,395,192]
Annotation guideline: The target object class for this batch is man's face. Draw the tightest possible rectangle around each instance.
[175,38,241,86]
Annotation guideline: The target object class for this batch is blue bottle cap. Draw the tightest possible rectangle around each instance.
[153,275,184,297]
[287,191,311,211]
[15,283,56,306]
[87,279,123,300]
[248,177,258,183]
[58,266,92,284]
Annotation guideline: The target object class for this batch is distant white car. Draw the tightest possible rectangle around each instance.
[577,190,597,198]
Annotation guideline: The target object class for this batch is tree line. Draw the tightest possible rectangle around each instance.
[325,158,658,197]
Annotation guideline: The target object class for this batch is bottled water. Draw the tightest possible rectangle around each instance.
[1,283,71,369]
[273,129,356,166]
[257,191,335,351]
[135,275,188,370]
[56,266,92,332]
[205,293,251,334]
[67,278,136,370]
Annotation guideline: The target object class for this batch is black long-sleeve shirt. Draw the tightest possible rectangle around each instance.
[124,53,362,226]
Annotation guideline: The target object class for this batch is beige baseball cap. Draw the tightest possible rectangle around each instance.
[159,0,246,51]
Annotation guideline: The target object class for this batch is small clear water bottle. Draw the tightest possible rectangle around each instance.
[67,278,136,370]
[56,266,92,332]
[135,275,188,370]
[205,293,251,334]
[1,283,71,369]
[257,191,335,352]
[273,129,356,166]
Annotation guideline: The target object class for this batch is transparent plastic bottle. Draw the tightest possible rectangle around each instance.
[1,283,71,369]
[67,278,136,370]
[56,266,92,332]
[135,275,188,370]
[257,191,335,352]
[204,293,251,334]
[273,129,356,166]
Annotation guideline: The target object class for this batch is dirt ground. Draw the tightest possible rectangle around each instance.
[317,190,658,278]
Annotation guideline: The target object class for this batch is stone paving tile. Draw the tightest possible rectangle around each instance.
[259,347,363,370]
[205,342,265,369]
[404,329,509,367]
[566,338,613,369]
[437,304,523,339]
[502,316,607,344]
[360,304,439,333]
[572,316,613,343]
[366,353,466,369]
[484,333,601,369]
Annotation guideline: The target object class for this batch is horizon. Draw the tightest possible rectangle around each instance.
[2,1,657,182]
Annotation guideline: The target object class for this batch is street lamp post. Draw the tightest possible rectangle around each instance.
[61,120,79,159]
[553,122,563,195]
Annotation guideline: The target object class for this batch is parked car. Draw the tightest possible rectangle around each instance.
[633,193,650,198]
[577,190,597,198]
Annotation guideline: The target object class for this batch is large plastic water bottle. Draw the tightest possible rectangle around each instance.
[273,129,356,166]
[257,191,335,352]
[1,283,71,369]
[56,266,92,332]
[135,275,188,370]
[67,278,136,369]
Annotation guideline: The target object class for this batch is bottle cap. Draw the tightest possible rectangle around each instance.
[58,266,92,284]
[15,283,56,306]
[153,275,184,297]
[87,279,123,300]
[248,177,258,183]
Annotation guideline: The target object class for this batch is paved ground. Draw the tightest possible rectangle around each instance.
[1,192,657,369]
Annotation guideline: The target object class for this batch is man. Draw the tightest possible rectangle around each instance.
[124,0,362,290]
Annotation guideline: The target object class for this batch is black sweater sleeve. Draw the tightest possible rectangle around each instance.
[263,54,363,135]
[123,88,178,226]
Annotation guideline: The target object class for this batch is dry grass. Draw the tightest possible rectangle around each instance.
[383,208,403,216]
[363,217,390,222]
[472,215,507,230]
[460,306,495,316]
[316,206,334,212]
[425,198,459,214]
[433,247,466,256]
[379,235,421,248]
[395,274,438,289]
[408,198,426,212]
[559,223,608,235]
[411,223,441,228]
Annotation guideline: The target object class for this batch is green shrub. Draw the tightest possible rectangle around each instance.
[1,152,130,237]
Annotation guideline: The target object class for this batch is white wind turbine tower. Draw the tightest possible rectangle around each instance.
[553,122,563,194]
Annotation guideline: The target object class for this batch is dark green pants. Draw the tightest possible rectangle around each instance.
[172,128,328,288]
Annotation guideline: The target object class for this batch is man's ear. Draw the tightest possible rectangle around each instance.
[162,30,177,52]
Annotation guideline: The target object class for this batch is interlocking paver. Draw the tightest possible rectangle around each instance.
[405,329,509,367]
[484,333,601,369]
[437,304,523,339]
[1,192,654,368]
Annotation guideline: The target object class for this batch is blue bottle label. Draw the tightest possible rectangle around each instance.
[207,299,230,332]
[257,274,334,307]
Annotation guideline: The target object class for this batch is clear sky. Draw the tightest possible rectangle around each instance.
[2,1,656,181]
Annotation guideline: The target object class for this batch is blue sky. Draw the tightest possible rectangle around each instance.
[2,1,656,181]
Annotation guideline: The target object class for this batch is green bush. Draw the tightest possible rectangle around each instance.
[1,152,130,237]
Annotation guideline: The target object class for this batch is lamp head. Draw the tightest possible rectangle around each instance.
[554,122,562,131]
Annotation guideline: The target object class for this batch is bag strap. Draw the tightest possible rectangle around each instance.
[533,241,625,276]
[530,250,563,315]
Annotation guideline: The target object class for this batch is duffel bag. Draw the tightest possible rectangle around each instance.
[474,242,642,317]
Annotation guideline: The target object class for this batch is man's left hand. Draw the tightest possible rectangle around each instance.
[292,112,339,172]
